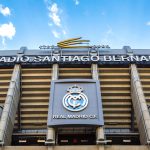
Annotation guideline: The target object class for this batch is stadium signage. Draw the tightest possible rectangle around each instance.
[1,55,150,63]
[47,80,104,127]
[52,114,97,119]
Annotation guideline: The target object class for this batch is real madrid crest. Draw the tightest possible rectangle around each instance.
[62,85,88,112]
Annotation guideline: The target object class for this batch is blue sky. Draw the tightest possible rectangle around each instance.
[0,0,150,50]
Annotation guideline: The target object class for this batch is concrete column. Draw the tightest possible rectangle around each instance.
[46,64,59,145]
[52,64,59,80]
[92,64,99,80]
[96,127,105,141]
[91,64,105,144]
[0,65,20,146]
[131,64,150,144]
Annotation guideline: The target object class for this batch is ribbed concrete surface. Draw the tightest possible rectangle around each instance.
[0,146,149,150]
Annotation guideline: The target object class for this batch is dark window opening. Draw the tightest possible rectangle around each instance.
[106,135,140,145]
[57,134,96,145]
[12,135,46,146]
[56,127,96,145]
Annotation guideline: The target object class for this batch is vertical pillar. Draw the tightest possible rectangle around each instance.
[91,64,105,144]
[0,65,20,145]
[46,64,59,145]
[131,64,150,144]
[52,64,59,80]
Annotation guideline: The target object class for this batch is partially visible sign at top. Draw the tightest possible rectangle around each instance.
[0,55,150,63]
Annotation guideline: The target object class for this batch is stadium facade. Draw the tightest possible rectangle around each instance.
[0,38,150,150]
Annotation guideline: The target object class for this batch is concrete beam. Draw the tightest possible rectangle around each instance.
[91,64,105,144]
[0,65,20,146]
[131,64,150,144]
[46,64,59,146]
[0,145,149,150]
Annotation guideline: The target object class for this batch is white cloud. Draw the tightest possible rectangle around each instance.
[0,4,11,16]
[48,23,53,26]
[62,30,66,35]
[74,0,79,5]
[45,1,68,39]
[48,3,61,27]
[0,22,16,45]
[52,30,60,38]
[146,21,150,26]
[2,37,5,46]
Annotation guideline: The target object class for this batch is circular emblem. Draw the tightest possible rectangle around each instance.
[62,85,88,112]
